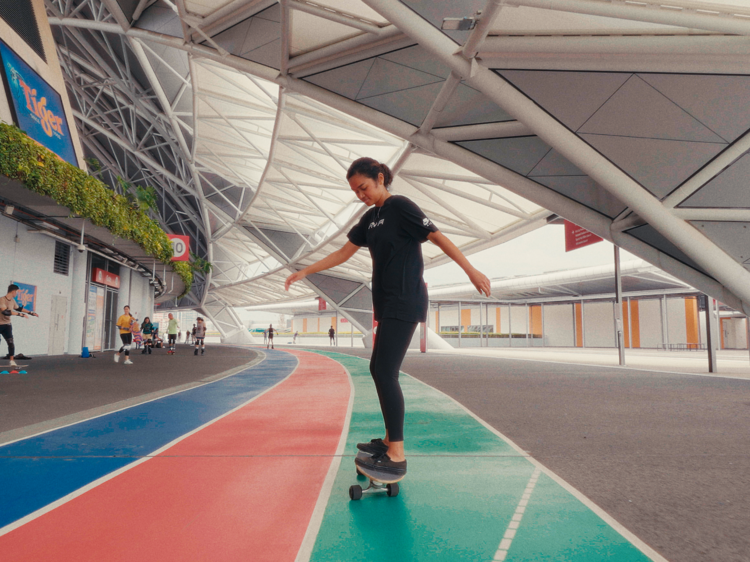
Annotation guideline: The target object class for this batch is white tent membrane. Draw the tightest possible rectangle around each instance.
[45,0,750,344]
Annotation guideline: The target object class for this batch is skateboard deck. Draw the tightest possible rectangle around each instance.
[349,450,404,500]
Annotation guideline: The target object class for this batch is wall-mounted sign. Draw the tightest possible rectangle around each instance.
[92,267,121,289]
[11,281,36,312]
[168,234,190,261]
[0,40,78,166]
[564,220,603,252]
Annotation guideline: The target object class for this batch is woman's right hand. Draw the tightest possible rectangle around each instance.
[285,270,307,291]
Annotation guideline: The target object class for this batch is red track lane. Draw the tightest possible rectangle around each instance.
[0,350,350,562]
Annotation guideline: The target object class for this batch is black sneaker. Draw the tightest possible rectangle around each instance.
[201,349,204,355]
[355,453,406,476]
[194,349,198,356]
[356,438,388,456]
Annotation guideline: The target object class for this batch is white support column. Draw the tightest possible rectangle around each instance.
[614,246,626,365]
[580,300,586,348]
[705,296,718,373]
[479,302,484,347]
[67,249,89,355]
[661,295,669,351]
[508,304,512,347]
[525,303,529,347]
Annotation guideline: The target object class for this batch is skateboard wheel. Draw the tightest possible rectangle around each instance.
[349,485,363,501]
[386,483,399,497]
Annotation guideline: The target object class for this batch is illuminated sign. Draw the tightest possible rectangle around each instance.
[92,267,121,289]
[11,281,36,313]
[0,40,78,166]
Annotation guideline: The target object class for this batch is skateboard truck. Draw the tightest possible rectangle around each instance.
[349,450,401,500]
[349,479,399,500]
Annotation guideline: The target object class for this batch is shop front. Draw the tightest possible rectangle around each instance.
[84,255,121,352]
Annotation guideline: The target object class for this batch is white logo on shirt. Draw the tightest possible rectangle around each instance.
[423,218,431,227]
[368,219,385,229]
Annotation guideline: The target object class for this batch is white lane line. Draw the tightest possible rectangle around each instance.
[493,468,541,561]
[294,357,355,562]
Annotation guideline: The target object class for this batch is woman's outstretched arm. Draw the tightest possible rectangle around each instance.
[284,241,360,291]
[427,231,491,297]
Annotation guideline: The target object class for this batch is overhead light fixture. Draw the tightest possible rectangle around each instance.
[441,12,481,31]
[36,221,60,231]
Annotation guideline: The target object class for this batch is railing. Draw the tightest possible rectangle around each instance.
[665,343,706,351]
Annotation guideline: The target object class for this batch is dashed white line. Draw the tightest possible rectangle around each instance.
[493,467,542,561]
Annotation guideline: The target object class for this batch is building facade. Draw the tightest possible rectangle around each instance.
[0,0,155,357]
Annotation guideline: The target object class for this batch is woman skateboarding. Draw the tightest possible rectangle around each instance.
[285,157,491,478]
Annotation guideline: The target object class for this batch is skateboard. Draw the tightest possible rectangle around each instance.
[349,450,404,500]
[1,365,29,374]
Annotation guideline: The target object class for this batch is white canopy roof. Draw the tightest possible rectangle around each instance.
[45,0,750,338]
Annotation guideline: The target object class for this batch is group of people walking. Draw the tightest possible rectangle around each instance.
[114,309,208,364]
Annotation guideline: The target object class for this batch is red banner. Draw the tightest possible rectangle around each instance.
[318,298,327,311]
[564,220,603,252]
[93,268,120,289]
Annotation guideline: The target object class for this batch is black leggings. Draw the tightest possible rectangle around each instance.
[370,318,417,443]
[119,333,132,356]
[0,324,14,356]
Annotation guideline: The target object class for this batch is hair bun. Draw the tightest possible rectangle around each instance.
[379,163,393,187]
[347,157,393,188]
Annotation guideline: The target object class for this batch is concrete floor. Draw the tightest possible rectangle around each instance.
[428,347,750,378]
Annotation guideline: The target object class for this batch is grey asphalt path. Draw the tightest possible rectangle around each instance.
[0,345,259,442]
[332,347,750,562]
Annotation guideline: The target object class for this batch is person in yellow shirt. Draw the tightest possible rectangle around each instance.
[114,305,134,365]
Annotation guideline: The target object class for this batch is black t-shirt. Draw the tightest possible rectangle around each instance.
[268,328,274,338]
[347,195,438,323]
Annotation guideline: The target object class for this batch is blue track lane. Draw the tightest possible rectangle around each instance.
[0,350,297,529]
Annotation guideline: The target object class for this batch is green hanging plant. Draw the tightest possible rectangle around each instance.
[0,123,193,297]
[190,251,213,275]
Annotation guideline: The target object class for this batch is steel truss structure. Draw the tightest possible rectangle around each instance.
[45,0,750,342]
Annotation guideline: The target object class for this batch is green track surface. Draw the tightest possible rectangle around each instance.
[307,351,655,562]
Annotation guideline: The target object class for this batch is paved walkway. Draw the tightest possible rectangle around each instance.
[425,347,750,378]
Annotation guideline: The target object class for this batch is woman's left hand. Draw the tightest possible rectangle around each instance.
[468,268,491,297]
